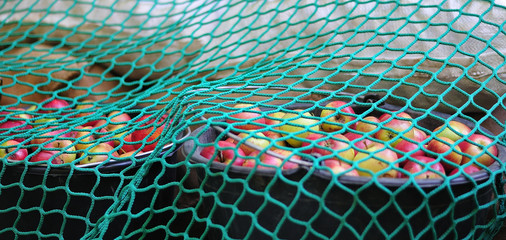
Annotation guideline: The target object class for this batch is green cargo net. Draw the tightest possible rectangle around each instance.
[1,1,506,239]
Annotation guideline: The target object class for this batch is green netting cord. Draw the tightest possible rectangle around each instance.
[1,1,506,240]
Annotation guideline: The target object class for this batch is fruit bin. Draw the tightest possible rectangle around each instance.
[0,104,191,240]
[181,100,506,240]
[2,1,506,239]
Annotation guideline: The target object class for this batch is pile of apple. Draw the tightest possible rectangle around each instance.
[200,101,500,179]
[0,98,170,166]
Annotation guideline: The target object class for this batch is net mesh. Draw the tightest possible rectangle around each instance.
[0,0,505,239]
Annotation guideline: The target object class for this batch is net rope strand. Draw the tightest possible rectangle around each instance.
[0,1,505,239]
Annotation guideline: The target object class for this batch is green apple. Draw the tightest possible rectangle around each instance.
[434,121,472,142]
[79,143,119,165]
[236,131,271,155]
[352,142,398,177]
[279,109,320,147]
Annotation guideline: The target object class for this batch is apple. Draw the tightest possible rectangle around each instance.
[426,137,463,170]
[225,103,266,131]
[412,128,428,142]
[0,107,32,121]
[92,118,109,129]
[312,134,355,160]
[105,111,133,147]
[0,120,33,142]
[279,109,320,147]
[242,153,258,168]
[378,112,412,122]
[106,111,132,131]
[322,159,359,176]
[200,141,245,166]
[41,139,77,164]
[434,121,472,142]
[0,140,28,161]
[258,148,299,170]
[32,117,58,125]
[374,118,415,147]
[236,131,271,155]
[73,126,96,151]
[355,116,380,133]
[394,138,426,163]
[90,127,116,147]
[79,142,119,165]
[458,134,498,167]
[320,101,356,132]
[30,151,65,165]
[39,98,70,113]
[449,164,482,176]
[352,142,399,177]
[118,150,143,158]
[343,132,375,153]
[119,134,137,154]
[262,130,287,148]
[30,127,76,150]
[131,114,170,152]
[301,133,326,154]
[401,156,445,179]
[264,111,286,127]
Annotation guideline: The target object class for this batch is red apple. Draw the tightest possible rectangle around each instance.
[30,151,65,165]
[118,134,137,154]
[458,134,498,167]
[434,121,472,142]
[0,140,28,161]
[355,116,380,133]
[394,138,426,162]
[225,103,266,131]
[320,101,356,132]
[39,98,70,113]
[106,111,132,131]
[352,142,398,177]
[301,133,326,154]
[92,118,109,129]
[262,130,287,148]
[322,159,359,176]
[412,128,428,142]
[200,141,245,166]
[344,132,375,153]
[449,164,482,176]
[312,134,355,160]
[401,156,445,179]
[93,127,116,147]
[258,148,299,170]
[118,150,144,158]
[42,139,77,164]
[0,120,33,142]
[242,154,258,168]
[426,137,463,170]
[378,112,412,122]
[131,114,170,152]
